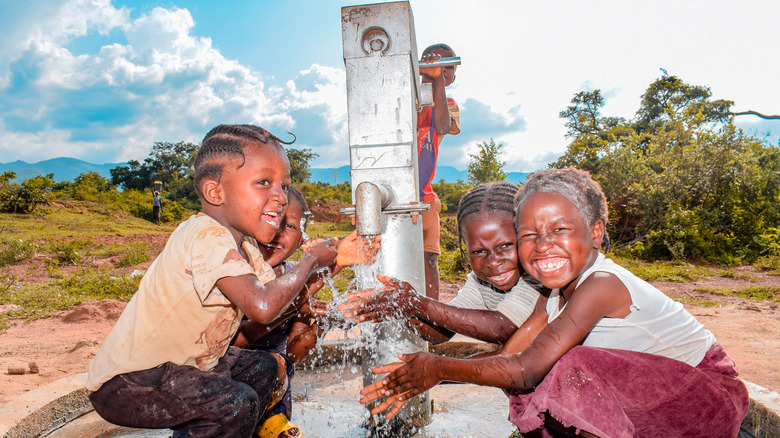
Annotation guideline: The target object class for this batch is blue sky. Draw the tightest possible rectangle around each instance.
[0,0,778,172]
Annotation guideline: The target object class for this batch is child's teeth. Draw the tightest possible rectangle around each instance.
[537,259,566,271]
[490,272,510,282]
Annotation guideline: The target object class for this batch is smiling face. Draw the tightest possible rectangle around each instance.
[216,142,291,245]
[516,191,604,294]
[461,211,521,291]
[259,195,305,267]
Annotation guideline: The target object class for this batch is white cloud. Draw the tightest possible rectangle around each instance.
[0,0,299,164]
[267,64,349,167]
[1,0,778,173]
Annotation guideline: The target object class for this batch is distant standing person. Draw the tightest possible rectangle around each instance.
[152,191,162,225]
[418,43,460,300]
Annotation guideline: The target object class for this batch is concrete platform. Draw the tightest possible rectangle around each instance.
[2,335,779,438]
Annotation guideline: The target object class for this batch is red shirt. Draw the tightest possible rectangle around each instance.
[417,98,460,201]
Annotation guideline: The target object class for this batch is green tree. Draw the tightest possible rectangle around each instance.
[0,172,55,213]
[110,141,200,210]
[467,139,508,185]
[554,73,780,262]
[72,172,115,202]
[286,147,319,184]
[432,179,471,213]
[110,160,150,191]
[553,90,631,172]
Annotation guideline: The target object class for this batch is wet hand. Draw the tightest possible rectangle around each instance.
[337,274,419,322]
[336,231,380,267]
[306,299,330,319]
[304,272,328,297]
[301,236,328,252]
[304,237,338,269]
[359,353,440,419]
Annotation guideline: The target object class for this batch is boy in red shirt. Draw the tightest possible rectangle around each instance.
[418,43,460,300]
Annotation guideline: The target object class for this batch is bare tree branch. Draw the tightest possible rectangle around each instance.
[731,110,780,120]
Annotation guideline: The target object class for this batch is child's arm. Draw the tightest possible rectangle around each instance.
[359,272,632,419]
[419,53,452,136]
[499,292,550,354]
[286,301,328,363]
[218,238,337,325]
[339,274,519,344]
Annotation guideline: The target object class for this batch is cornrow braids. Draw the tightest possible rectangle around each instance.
[192,124,296,200]
[514,167,610,250]
[456,181,519,269]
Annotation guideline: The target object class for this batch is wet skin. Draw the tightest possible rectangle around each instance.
[202,142,291,246]
[338,210,523,345]
[358,191,633,421]
[461,211,521,291]
[259,198,305,268]
[200,141,339,325]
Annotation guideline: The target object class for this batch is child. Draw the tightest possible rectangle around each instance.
[233,186,346,438]
[418,43,461,301]
[339,182,542,346]
[359,168,749,437]
[86,124,371,438]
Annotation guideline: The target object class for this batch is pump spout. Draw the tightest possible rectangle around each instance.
[354,181,393,236]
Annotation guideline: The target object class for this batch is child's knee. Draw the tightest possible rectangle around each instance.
[212,381,262,436]
[270,352,287,382]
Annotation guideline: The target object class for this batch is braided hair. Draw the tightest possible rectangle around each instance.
[456,181,519,269]
[514,167,610,250]
[193,124,295,200]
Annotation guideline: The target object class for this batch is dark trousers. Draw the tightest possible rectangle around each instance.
[89,347,279,438]
[246,320,295,418]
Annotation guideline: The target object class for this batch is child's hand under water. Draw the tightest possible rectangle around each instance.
[360,352,442,419]
[302,237,338,270]
[335,231,380,267]
[338,274,420,323]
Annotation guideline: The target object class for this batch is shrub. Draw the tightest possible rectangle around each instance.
[117,243,151,267]
[48,241,86,265]
[0,239,37,265]
[0,174,54,214]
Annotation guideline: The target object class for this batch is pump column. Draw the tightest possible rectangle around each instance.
[341,1,432,434]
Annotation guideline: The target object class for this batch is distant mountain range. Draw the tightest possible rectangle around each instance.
[0,158,530,185]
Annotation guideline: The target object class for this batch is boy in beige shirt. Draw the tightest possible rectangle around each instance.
[87,124,375,438]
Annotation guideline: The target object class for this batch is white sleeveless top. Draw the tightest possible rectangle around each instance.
[546,253,715,367]
[449,272,541,328]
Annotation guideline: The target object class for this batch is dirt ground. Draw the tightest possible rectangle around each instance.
[1,246,779,405]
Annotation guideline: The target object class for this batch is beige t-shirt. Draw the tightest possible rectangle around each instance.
[86,214,275,391]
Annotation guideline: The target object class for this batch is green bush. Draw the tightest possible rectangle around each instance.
[48,240,86,265]
[432,180,471,213]
[440,216,460,252]
[299,181,352,204]
[71,172,116,202]
[439,245,467,283]
[754,227,780,257]
[0,239,37,265]
[0,268,141,331]
[117,243,151,267]
[0,173,54,214]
